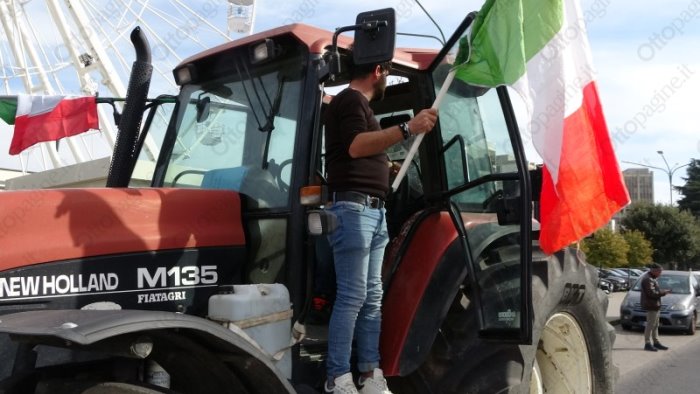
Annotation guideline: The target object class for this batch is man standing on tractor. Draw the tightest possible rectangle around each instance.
[322,51,438,393]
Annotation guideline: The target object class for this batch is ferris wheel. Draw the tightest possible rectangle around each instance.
[0,0,256,173]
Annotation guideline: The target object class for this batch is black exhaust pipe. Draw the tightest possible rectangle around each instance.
[106,27,153,187]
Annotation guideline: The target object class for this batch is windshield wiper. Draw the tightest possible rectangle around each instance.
[260,75,286,169]
[260,75,285,132]
[231,58,287,169]
[233,59,265,131]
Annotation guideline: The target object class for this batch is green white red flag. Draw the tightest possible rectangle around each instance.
[0,95,98,155]
[455,0,630,254]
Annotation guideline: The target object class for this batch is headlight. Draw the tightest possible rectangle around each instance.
[668,303,689,311]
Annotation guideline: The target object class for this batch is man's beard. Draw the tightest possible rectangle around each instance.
[371,76,387,101]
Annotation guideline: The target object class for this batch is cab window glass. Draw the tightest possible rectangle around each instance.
[161,53,303,209]
[432,31,523,334]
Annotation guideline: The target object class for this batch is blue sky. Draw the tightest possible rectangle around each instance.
[0,0,698,205]
[258,0,700,205]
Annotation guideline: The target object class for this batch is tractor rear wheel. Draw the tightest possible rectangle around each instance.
[530,312,592,393]
[80,382,167,393]
[389,246,615,393]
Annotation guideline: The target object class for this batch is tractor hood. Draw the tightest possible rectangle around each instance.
[0,188,245,271]
[0,188,246,313]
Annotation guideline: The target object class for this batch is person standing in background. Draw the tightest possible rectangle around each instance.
[640,263,670,352]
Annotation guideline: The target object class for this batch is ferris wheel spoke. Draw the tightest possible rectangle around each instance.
[0,0,257,172]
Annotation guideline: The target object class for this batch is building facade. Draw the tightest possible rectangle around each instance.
[623,168,654,204]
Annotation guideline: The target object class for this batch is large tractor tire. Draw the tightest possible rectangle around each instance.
[389,245,615,393]
[50,381,166,394]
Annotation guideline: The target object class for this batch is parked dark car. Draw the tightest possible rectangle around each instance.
[609,268,639,288]
[619,270,700,334]
[598,278,613,294]
[598,269,629,292]
[626,268,645,276]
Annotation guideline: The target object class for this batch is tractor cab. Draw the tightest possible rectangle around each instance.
[0,7,617,394]
[131,7,533,384]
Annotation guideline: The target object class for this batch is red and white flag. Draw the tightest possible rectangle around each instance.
[454,0,630,254]
[4,94,99,155]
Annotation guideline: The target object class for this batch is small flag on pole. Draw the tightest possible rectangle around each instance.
[0,94,99,155]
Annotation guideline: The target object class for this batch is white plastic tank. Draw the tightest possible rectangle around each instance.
[208,284,292,379]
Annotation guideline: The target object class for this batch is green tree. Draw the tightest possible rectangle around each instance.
[622,230,653,267]
[580,228,629,268]
[621,203,700,269]
[676,158,700,219]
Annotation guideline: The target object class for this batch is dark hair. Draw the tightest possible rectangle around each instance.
[649,263,662,270]
[347,46,392,79]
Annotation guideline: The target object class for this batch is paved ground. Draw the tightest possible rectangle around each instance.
[606,291,625,324]
[608,288,700,392]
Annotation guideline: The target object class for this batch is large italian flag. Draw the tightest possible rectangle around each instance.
[455,0,629,254]
[0,94,98,155]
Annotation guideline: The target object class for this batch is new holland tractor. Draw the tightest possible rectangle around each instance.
[0,8,615,393]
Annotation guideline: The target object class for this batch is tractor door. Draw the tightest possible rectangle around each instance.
[380,14,534,377]
[427,15,533,343]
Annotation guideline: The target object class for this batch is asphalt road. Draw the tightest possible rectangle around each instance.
[607,291,700,393]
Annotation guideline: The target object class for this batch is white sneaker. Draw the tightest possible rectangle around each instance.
[325,372,359,394]
[358,369,393,394]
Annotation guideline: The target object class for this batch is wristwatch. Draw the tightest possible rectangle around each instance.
[398,122,411,140]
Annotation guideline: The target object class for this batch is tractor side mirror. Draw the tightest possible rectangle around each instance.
[353,8,396,66]
[327,8,396,81]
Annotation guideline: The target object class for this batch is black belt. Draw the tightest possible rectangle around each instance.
[333,191,385,209]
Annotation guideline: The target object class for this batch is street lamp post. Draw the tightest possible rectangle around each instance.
[623,151,690,205]
[657,151,673,204]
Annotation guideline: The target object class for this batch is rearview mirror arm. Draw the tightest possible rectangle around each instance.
[328,20,388,81]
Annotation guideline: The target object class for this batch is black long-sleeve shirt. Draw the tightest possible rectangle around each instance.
[324,88,389,199]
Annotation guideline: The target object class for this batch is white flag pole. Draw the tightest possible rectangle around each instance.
[391,68,456,191]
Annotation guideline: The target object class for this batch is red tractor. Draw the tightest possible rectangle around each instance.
[0,9,614,393]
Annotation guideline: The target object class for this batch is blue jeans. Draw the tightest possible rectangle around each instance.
[326,201,389,379]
